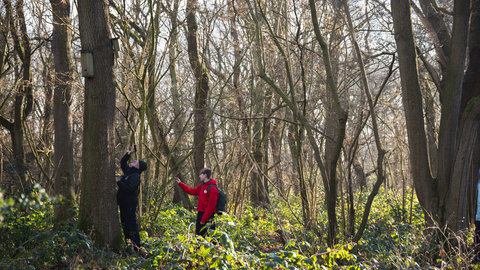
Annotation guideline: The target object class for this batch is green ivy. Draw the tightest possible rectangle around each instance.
[1,186,477,269]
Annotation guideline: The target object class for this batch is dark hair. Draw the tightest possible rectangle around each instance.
[200,168,212,179]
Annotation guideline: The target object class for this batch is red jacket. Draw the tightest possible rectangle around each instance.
[178,179,219,223]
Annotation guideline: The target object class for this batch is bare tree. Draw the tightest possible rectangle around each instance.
[308,0,348,246]
[163,0,192,209]
[0,0,34,191]
[391,0,473,235]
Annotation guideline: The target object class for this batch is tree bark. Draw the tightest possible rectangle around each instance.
[50,0,76,221]
[464,0,480,227]
[417,0,451,73]
[77,0,122,251]
[435,0,470,232]
[186,0,210,184]
[250,7,267,206]
[269,118,285,195]
[392,0,472,234]
[392,0,434,225]
[450,98,480,232]
[40,54,53,193]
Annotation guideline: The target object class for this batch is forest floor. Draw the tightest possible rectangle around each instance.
[1,186,479,269]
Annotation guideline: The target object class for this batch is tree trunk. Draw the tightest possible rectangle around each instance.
[391,0,435,225]
[270,116,285,195]
[166,0,188,206]
[417,0,451,74]
[50,0,76,221]
[392,0,472,234]
[423,76,438,178]
[41,55,53,194]
[435,0,470,232]
[228,0,251,216]
[186,0,210,184]
[308,0,347,247]
[0,0,33,190]
[450,98,480,232]
[250,11,267,205]
[322,0,343,242]
[77,0,122,251]
[0,10,7,74]
[463,0,480,227]
[343,0,387,243]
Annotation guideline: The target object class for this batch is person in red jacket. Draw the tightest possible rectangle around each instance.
[174,168,219,237]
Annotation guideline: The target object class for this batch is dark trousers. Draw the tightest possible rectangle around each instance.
[195,211,215,237]
[119,205,141,250]
[475,221,480,258]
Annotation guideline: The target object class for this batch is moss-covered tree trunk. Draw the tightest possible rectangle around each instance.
[77,0,122,251]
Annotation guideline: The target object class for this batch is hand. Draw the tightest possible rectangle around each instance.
[174,177,181,184]
[128,145,137,155]
[200,222,205,225]
[115,177,119,182]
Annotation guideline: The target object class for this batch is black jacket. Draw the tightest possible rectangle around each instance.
[116,152,141,206]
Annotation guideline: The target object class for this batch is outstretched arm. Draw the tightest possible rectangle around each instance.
[175,177,201,196]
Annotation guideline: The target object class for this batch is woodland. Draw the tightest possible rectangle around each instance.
[1,0,480,268]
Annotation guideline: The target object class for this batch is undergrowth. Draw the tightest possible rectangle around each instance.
[0,185,479,269]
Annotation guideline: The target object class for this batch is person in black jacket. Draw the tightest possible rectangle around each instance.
[116,145,147,251]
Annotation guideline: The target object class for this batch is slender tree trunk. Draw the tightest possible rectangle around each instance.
[391,0,434,225]
[418,0,451,75]
[228,0,250,215]
[423,76,438,178]
[308,0,347,246]
[343,0,387,243]
[270,117,284,195]
[245,0,268,207]
[286,118,300,195]
[323,0,342,241]
[250,24,266,205]
[41,56,53,194]
[186,0,210,184]
[250,90,266,205]
[50,0,76,221]
[166,0,188,206]
[0,10,7,73]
